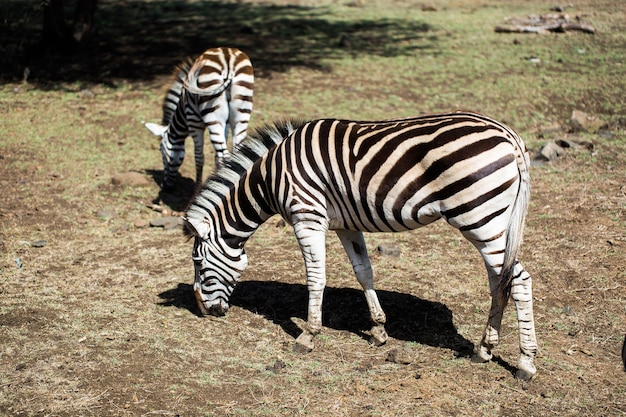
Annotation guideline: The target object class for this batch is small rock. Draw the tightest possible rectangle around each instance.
[386,346,414,364]
[134,218,149,229]
[537,122,562,136]
[570,110,606,133]
[111,172,150,187]
[150,216,183,230]
[377,243,401,257]
[265,360,287,373]
[31,240,47,248]
[535,141,566,162]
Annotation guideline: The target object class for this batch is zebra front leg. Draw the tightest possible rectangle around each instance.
[336,230,388,346]
[159,135,185,192]
[293,221,328,353]
[511,262,538,380]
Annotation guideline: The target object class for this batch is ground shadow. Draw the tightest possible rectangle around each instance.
[2,0,438,85]
[158,280,475,355]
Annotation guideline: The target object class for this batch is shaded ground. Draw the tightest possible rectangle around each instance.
[1,0,433,83]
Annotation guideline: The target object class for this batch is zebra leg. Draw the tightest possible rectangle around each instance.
[335,230,388,346]
[190,128,205,185]
[228,91,252,147]
[159,134,185,192]
[470,240,537,379]
[510,262,538,380]
[203,95,229,168]
[472,270,507,364]
[467,234,510,364]
[293,221,328,353]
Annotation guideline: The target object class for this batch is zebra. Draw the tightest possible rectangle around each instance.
[144,47,254,191]
[184,112,538,380]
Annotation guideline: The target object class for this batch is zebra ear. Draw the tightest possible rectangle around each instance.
[183,216,210,239]
[144,122,168,137]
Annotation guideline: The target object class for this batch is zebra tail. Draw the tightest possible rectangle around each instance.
[498,152,531,305]
[183,72,233,97]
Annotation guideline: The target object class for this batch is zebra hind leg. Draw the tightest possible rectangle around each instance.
[336,230,388,346]
[293,222,328,353]
[472,270,507,364]
[471,242,538,380]
[190,128,205,185]
[510,262,538,380]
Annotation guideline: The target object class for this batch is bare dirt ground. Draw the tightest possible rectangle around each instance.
[1,85,625,417]
[1,0,625,416]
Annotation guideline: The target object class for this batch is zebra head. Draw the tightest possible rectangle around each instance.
[184,216,249,316]
[144,122,182,191]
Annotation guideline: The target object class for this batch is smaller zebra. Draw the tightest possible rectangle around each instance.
[145,47,254,191]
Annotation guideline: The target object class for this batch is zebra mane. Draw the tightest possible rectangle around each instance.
[184,119,309,228]
[161,57,194,125]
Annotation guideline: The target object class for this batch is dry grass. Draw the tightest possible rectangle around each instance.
[1,0,626,416]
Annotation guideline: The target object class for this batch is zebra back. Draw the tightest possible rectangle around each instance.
[183,47,253,97]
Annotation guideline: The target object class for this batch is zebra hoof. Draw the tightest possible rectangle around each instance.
[369,325,388,346]
[516,354,537,381]
[471,351,492,363]
[515,368,536,381]
[293,332,315,353]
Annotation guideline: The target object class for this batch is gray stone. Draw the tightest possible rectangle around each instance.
[111,172,151,187]
[570,110,606,133]
[377,243,401,257]
[150,216,183,230]
[535,141,566,162]
[386,346,414,365]
[133,218,149,229]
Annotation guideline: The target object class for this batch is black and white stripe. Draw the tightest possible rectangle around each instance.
[184,112,538,380]
[145,47,254,191]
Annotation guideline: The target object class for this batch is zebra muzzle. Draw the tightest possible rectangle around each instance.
[194,291,229,317]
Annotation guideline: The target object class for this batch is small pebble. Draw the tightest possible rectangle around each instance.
[377,243,401,257]
[134,219,149,229]
[386,346,414,364]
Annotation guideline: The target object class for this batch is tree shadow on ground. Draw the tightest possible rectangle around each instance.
[158,280,475,356]
[2,0,437,85]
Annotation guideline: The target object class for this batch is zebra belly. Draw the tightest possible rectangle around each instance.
[325,197,442,233]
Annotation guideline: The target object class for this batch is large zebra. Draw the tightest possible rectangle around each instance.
[145,47,254,191]
[184,112,538,380]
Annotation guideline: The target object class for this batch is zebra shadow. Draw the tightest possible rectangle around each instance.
[157,280,475,356]
[145,169,198,211]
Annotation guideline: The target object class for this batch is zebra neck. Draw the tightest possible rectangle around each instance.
[186,167,275,245]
